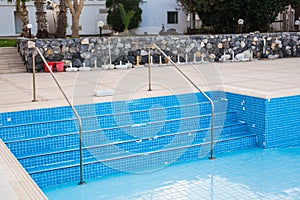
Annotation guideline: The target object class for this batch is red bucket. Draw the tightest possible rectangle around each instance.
[44,62,55,72]
[55,61,65,72]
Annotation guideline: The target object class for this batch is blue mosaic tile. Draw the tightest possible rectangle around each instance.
[226,92,300,148]
[5,91,300,188]
[265,95,300,148]
[226,92,266,147]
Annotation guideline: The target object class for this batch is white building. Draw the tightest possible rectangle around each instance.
[270,5,296,32]
[1,1,299,37]
[134,0,187,34]
[0,0,189,37]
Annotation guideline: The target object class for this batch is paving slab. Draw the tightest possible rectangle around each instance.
[0,58,300,113]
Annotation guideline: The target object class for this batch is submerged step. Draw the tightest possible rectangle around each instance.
[0,93,227,127]
[1,106,232,142]
[17,123,248,172]
[29,134,257,188]
[27,133,256,172]
[6,112,240,157]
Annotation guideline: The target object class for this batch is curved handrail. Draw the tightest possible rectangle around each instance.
[152,44,215,159]
[34,47,85,184]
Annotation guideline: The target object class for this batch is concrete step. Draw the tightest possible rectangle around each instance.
[0,56,23,60]
[0,65,26,73]
[0,63,24,67]
[0,47,19,53]
[0,47,25,73]
[0,52,22,57]
[0,61,25,66]
[0,68,26,73]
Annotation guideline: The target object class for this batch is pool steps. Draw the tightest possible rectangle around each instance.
[17,122,246,171]
[26,132,255,174]
[1,101,224,139]
[0,94,257,188]
[5,110,235,156]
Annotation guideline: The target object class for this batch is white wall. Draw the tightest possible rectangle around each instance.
[73,1,107,35]
[0,0,107,37]
[0,4,17,36]
[0,0,186,37]
[137,0,187,34]
[0,2,37,37]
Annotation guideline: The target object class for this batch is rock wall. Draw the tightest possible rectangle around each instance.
[18,32,300,71]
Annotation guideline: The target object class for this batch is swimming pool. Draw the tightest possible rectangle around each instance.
[1,91,299,197]
[1,91,258,188]
[43,147,300,200]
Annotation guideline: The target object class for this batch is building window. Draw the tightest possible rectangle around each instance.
[167,12,178,24]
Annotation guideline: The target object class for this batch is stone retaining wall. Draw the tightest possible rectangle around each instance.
[18,32,300,71]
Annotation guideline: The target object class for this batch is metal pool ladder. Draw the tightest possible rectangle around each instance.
[32,47,85,184]
[151,44,215,160]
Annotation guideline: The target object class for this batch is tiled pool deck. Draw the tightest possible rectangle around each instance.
[0,58,300,199]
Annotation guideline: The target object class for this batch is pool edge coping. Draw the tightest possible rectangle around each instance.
[0,139,48,200]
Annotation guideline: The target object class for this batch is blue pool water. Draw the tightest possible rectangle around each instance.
[43,147,300,200]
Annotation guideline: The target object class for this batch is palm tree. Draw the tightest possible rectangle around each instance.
[34,0,49,38]
[20,0,30,37]
[9,0,29,37]
[15,0,21,12]
[55,0,68,38]
[119,3,135,32]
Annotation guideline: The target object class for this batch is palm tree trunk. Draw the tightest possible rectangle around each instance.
[21,1,29,37]
[55,0,68,38]
[34,0,49,38]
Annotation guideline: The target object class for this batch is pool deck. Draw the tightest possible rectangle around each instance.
[0,57,299,113]
[0,57,300,199]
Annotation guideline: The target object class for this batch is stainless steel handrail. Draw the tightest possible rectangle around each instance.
[152,44,215,159]
[34,47,85,184]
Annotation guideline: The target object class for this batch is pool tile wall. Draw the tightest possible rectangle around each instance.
[265,95,300,148]
[226,92,300,148]
[2,91,297,149]
[226,92,266,148]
